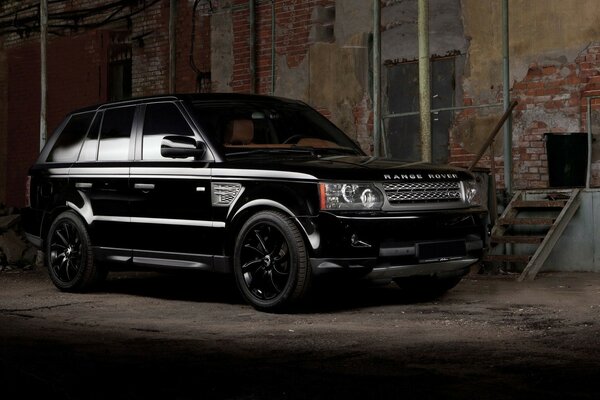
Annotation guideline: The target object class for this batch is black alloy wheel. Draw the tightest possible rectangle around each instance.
[46,211,105,291]
[234,211,311,312]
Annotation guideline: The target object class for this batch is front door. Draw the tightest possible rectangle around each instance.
[129,102,215,270]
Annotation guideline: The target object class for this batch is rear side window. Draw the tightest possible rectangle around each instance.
[142,103,194,160]
[97,106,135,161]
[47,112,94,162]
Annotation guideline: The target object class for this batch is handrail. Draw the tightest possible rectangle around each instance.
[468,100,518,171]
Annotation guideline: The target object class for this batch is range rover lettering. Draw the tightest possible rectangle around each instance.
[23,94,487,312]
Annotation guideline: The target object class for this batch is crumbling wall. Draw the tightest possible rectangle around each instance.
[456,0,600,189]
[210,0,373,152]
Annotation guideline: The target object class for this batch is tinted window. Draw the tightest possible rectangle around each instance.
[78,112,102,161]
[97,106,135,161]
[191,101,363,158]
[142,103,194,160]
[47,112,94,162]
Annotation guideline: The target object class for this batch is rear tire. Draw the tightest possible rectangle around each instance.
[46,211,106,292]
[233,211,311,312]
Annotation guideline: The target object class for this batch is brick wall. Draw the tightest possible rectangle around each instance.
[229,0,334,94]
[6,30,109,207]
[450,43,600,190]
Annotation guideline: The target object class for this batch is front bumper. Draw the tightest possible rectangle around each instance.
[306,207,486,281]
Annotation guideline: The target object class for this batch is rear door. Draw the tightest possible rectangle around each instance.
[129,101,216,270]
[69,105,137,263]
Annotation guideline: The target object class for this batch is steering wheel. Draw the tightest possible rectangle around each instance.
[282,134,307,144]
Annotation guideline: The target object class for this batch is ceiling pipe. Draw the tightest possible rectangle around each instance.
[418,0,431,162]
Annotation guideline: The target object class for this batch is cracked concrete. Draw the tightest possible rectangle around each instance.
[1,267,599,398]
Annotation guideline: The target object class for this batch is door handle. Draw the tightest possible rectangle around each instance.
[75,182,93,189]
[134,183,155,190]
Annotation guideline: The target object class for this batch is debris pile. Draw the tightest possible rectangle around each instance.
[0,205,43,272]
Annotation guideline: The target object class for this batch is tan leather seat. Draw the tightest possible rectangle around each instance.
[224,119,254,145]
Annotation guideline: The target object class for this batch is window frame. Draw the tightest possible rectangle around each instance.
[133,100,214,163]
[42,111,95,164]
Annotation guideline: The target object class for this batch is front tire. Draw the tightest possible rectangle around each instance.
[233,211,311,312]
[46,211,105,292]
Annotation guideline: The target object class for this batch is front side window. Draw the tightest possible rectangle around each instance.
[142,103,194,160]
[47,112,94,162]
[97,106,135,161]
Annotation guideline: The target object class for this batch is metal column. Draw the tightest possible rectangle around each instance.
[502,0,512,193]
[40,0,48,151]
[418,0,431,162]
[373,0,382,157]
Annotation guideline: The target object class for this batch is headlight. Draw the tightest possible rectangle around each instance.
[462,180,481,205]
[319,182,384,210]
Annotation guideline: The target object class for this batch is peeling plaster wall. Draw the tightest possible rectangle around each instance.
[211,0,373,152]
[307,36,370,148]
[211,10,234,93]
[460,0,600,188]
[462,0,600,100]
[382,0,468,63]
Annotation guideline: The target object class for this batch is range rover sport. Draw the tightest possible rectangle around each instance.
[23,94,487,311]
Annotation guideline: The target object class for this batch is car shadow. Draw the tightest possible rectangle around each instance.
[98,270,452,313]
[100,270,243,305]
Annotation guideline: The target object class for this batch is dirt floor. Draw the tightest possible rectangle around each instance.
[1,266,599,399]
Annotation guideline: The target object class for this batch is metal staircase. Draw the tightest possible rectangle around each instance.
[484,189,582,281]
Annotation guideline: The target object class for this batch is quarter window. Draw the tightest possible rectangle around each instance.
[47,112,94,162]
[78,112,102,161]
[142,103,194,160]
[97,106,135,161]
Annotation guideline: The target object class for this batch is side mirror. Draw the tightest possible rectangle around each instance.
[161,135,206,159]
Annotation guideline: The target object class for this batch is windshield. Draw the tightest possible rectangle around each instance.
[189,100,364,158]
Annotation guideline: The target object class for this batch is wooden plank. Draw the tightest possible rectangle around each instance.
[512,200,567,208]
[499,217,556,226]
[489,191,522,239]
[490,235,545,244]
[518,189,582,281]
[483,254,531,263]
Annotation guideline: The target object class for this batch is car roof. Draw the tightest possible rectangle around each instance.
[69,93,305,115]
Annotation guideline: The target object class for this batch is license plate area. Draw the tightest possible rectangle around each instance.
[416,240,466,263]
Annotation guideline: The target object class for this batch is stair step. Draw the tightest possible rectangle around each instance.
[512,200,567,208]
[483,254,532,263]
[490,235,546,244]
[498,217,556,226]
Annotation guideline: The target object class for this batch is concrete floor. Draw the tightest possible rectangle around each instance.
[1,267,599,399]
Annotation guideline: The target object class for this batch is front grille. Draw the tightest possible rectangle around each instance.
[383,182,462,205]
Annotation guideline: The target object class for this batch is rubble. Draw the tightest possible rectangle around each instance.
[0,205,42,272]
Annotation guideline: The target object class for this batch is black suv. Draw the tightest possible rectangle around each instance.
[23,94,487,311]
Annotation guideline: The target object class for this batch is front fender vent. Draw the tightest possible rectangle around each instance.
[212,183,242,207]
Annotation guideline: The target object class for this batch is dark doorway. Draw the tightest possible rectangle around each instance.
[385,57,456,164]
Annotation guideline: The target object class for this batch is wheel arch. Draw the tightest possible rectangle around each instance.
[226,199,320,258]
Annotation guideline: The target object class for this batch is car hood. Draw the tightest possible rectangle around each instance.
[215,155,474,182]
